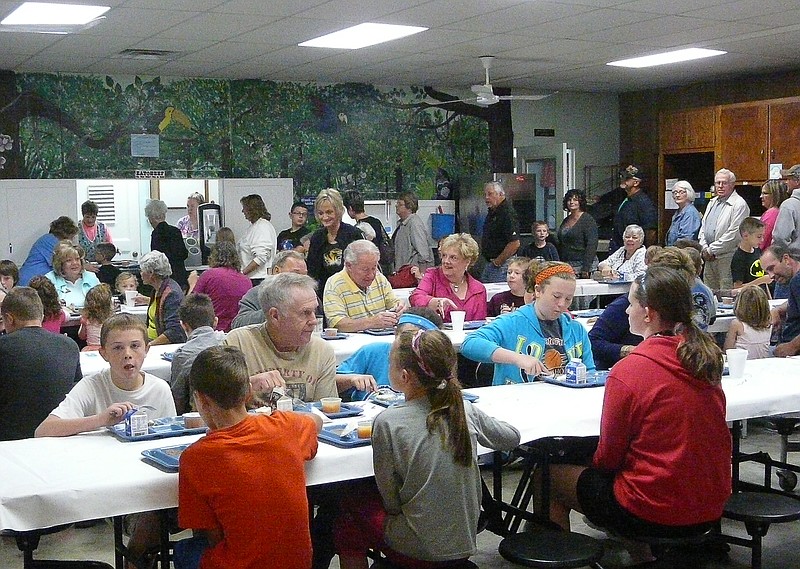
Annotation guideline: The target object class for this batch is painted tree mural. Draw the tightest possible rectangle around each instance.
[0,71,506,200]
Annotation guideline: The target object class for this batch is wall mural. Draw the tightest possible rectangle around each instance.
[0,70,498,201]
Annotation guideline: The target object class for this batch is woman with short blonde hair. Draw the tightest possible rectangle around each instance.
[45,241,100,309]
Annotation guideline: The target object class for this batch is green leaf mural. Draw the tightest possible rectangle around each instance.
[5,72,493,200]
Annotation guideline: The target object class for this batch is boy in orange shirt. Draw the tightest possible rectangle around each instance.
[175,345,322,569]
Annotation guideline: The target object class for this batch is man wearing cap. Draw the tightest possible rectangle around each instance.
[699,168,750,290]
[772,164,800,255]
[481,181,521,283]
[610,165,658,253]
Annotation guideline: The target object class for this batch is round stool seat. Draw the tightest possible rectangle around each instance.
[724,492,800,524]
[499,530,604,568]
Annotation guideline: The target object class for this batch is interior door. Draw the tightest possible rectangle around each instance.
[517,142,572,229]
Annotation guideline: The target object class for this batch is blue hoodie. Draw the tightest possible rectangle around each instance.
[461,303,595,385]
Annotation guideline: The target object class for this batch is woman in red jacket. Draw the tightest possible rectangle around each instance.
[548,266,731,562]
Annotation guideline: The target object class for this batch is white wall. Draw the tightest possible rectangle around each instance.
[512,91,620,188]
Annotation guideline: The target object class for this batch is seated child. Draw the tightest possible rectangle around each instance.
[95,242,121,287]
[724,285,772,359]
[35,313,176,567]
[28,275,67,333]
[174,345,322,569]
[115,272,147,306]
[487,256,531,317]
[335,329,520,569]
[79,284,114,351]
[170,293,225,414]
[521,221,559,261]
[336,307,443,400]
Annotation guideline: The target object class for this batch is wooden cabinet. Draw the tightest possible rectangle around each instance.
[717,104,768,181]
[768,101,800,165]
[659,107,715,152]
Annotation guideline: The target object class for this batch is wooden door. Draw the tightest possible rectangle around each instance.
[768,101,800,166]
[718,104,768,181]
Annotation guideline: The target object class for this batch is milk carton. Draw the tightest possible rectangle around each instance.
[565,358,587,384]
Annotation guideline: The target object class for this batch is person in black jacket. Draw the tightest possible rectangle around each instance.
[145,199,188,290]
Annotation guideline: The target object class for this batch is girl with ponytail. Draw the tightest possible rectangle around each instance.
[336,329,520,569]
[547,266,731,564]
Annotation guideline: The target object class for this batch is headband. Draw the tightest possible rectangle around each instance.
[410,330,447,389]
[534,264,576,285]
[398,313,437,331]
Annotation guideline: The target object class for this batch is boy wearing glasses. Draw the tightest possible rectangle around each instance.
[278,201,311,254]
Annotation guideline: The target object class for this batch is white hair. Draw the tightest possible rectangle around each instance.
[716,168,736,184]
[673,180,696,202]
[484,181,505,196]
[344,239,380,264]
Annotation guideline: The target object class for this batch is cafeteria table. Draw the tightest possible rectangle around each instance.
[3,356,800,534]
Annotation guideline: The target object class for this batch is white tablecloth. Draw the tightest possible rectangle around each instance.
[2,357,799,531]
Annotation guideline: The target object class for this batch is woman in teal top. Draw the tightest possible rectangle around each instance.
[461,260,594,385]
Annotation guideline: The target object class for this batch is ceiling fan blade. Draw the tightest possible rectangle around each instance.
[497,92,557,101]
[425,98,478,106]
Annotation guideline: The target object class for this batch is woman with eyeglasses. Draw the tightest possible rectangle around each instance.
[665,180,701,246]
[547,266,730,564]
[758,180,789,250]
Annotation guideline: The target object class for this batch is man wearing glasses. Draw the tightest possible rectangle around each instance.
[277,201,311,254]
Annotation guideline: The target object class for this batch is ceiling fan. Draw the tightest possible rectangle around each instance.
[435,56,554,107]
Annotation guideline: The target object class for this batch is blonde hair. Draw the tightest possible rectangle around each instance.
[439,233,480,266]
[733,286,771,331]
[315,188,345,218]
[83,284,114,324]
[51,241,85,277]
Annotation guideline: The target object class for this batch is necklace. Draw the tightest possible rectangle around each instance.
[451,277,466,293]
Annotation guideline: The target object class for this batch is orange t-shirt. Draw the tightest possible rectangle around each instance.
[179,412,319,569]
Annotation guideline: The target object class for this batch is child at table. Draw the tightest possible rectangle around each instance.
[94,242,121,287]
[79,283,114,351]
[115,271,147,305]
[724,285,772,359]
[487,256,531,317]
[35,313,176,568]
[28,275,67,333]
[335,329,520,569]
[174,345,322,569]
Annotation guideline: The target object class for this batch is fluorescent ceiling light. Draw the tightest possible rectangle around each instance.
[607,48,726,69]
[299,23,427,49]
[1,2,109,26]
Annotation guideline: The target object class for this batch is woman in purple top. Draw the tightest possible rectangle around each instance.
[188,241,252,332]
[410,233,487,322]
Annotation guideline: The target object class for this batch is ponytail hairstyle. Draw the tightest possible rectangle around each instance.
[632,266,723,384]
[524,260,576,294]
[393,329,472,466]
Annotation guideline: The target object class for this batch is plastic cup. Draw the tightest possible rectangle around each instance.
[450,310,466,332]
[357,420,373,439]
[323,327,338,339]
[183,412,206,429]
[320,397,342,414]
[124,290,137,308]
[726,348,748,379]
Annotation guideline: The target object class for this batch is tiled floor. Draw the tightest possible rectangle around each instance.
[2,421,799,568]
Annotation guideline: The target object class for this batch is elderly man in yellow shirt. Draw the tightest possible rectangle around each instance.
[323,239,405,332]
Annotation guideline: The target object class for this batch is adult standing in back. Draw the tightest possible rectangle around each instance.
[18,216,79,286]
[0,287,81,441]
[392,191,433,282]
[343,190,394,276]
[480,181,520,283]
[238,194,277,286]
[611,165,658,253]
[307,188,363,296]
[77,200,113,264]
[772,165,800,254]
[145,199,189,290]
[557,189,598,279]
[665,181,702,246]
[699,168,750,290]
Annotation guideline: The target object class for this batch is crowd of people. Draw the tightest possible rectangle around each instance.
[3,168,800,569]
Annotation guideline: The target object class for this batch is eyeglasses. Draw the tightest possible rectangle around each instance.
[291,210,308,216]
[671,189,687,195]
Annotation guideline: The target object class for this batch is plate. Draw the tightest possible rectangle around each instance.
[444,320,484,330]
[322,333,348,340]
[311,402,363,419]
[368,388,479,407]
[318,424,371,448]
[141,444,189,472]
[719,304,734,310]
[542,370,609,389]
[574,309,604,318]
[363,328,396,336]
[107,416,207,442]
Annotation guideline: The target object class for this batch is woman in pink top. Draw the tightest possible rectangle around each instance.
[409,233,487,322]
[759,180,789,250]
[188,240,252,332]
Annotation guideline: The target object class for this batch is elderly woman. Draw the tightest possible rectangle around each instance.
[188,241,253,332]
[77,200,113,263]
[758,179,789,250]
[597,224,647,281]
[409,233,487,322]
[306,188,363,294]
[177,192,205,239]
[665,181,702,246]
[139,250,186,345]
[145,199,188,289]
[238,194,277,285]
[44,241,100,310]
[18,216,79,286]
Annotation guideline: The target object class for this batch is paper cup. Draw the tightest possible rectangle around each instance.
[124,290,137,308]
[450,310,466,332]
[726,348,748,379]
